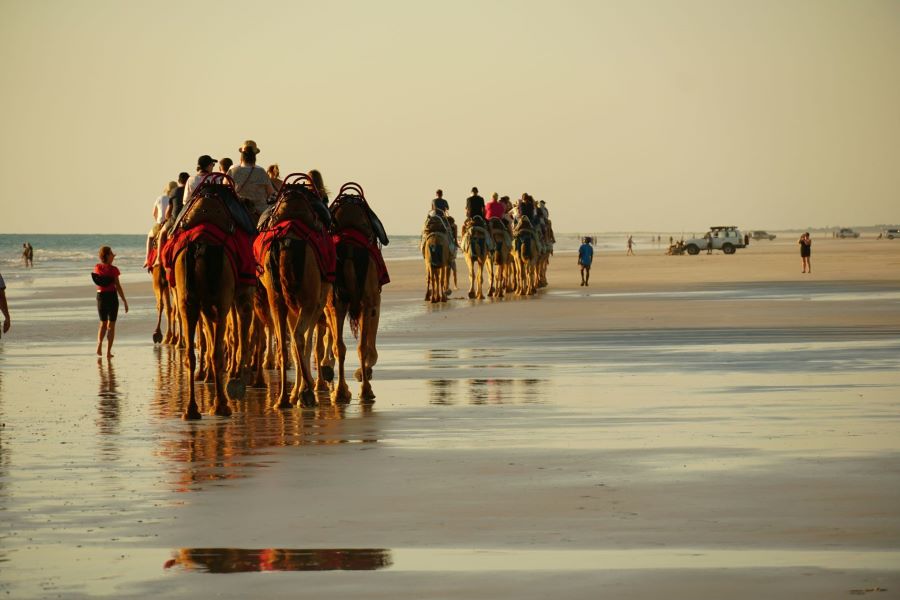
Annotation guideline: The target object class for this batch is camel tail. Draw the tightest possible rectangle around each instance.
[347,246,369,339]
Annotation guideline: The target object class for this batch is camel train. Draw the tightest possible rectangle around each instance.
[153,171,389,420]
[422,197,554,302]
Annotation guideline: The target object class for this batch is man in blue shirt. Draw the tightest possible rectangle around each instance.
[578,237,594,286]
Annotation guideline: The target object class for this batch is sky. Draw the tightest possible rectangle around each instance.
[1,0,898,235]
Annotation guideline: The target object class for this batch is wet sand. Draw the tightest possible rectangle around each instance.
[1,237,899,598]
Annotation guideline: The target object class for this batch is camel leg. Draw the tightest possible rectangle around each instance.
[290,309,317,408]
[359,296,380,403]
[314,316,332,391]
[476,258,485,300]
[180,294,201,421]
[329,303,352,403]
[209,309,232,417]
[268,295,292,410]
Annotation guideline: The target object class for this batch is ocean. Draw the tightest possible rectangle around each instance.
[0,231,671,296]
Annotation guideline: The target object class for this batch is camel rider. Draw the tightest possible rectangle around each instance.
[432,189,449,214]
[485,192,505,220]
[465,186,485,220]
[227,140,275,223]
[144,181,177,269]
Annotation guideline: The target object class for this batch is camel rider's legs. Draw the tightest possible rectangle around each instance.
[144,223,162,269]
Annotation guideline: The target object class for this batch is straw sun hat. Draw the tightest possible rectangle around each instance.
[239,140,261,154]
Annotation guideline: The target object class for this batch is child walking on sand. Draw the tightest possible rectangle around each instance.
[92,246,128,358]
[799,232,812,273]
[578,237,594,286]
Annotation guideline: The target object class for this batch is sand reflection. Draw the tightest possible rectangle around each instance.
[165,548,392,572]
[150,347,379,492]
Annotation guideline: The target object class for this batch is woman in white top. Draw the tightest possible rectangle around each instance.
[143,181,177,268]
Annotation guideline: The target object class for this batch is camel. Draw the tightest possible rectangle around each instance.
[166,173,256,419]
[326,182,389,404]
[256,173,334,409]
[461,216,493,300]
[536,219,555,288]
[486,218,513,297]
[421,215,452,303]
[512,216,542,296]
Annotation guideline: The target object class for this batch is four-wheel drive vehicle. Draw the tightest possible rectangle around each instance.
[683,226,746,255]
[838,228,860,238]
[882,229,899,239]
[750,230,776,240]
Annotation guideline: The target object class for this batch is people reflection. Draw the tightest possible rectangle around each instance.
[428,378,457,405]
[166,548,392,572]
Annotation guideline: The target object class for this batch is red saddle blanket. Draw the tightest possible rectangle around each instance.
[161,223,257,288]
[254,219,336,283]
[333,228,390,287]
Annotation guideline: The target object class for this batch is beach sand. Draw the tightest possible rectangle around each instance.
[1,236,899,598]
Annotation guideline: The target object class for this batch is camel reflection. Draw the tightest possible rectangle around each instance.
[428,378,457,404]
[152,348,379,493]
[165,548,392,572]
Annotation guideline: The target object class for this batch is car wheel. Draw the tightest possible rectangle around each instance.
[686,244,699,255]
[722,243,735,254]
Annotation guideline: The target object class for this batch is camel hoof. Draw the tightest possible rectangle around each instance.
[360,389,376,404]
[211,403,232,417]
[226,378,247,400]
[468,291,475,299]
[274,399,293,410]
[320,365,335,382]
[152,330,163,344]
[315,378,330,392]
[182,407,202,420]
[300,389,317,408]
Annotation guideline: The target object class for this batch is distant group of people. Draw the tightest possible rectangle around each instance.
[429,186,551,245]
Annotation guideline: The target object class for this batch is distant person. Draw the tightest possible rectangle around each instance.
[578,237,594,286]
[626,235,635,256]
[466,187,485,220]
[267,164,283,196]
[538,200,549,221]
[485,192,505,220]
[669,235,673,246]
[307,169,333,228]
[744,233,750,246]
[518,193,536,223]
[0,270,10,338]
[22,243,34,268]
[799,232,812,273]
[432,189,449,215]
[227,140,275,220]
[93,246,128,358]
[168,172,190,224]
[144,181,177,268]
[706,233,713,255]
[218,157,233,174]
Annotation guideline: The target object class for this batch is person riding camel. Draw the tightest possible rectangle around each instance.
[427,189,456,251]
[226,140,275,223]
[143,181,177,269]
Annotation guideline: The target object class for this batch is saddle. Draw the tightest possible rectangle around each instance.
[260,173,327,233]
[330,182,389,246]
[175,174,257,235]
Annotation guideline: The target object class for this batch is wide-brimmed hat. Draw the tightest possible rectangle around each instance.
[239,140,260,154]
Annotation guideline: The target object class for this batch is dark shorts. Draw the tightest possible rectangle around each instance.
[97,291,119,322]
[800,248,811,258]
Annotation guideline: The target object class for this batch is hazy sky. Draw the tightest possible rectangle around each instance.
[1,0,898,235]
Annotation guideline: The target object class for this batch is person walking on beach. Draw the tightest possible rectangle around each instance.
[0,271,10,338]
[22,243,34,268]
[466,187,485,220]
[227,140,275,221]
[799,232,812,273]
[626,235,635,256]
[432,189,449,215]
[578,237,594,286]
[93,246,128,358]
[706,233,713,255]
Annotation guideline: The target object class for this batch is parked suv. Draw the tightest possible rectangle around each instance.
[881,229,899,240]
[750,230,776,241]
[684,226,747,255]
[837,228,860,238]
